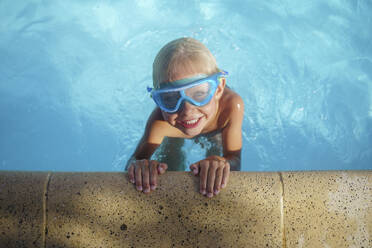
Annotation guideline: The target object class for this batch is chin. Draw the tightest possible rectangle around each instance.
[181,127,202,136]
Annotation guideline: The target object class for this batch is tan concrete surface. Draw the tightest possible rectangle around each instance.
[282,171,372,248]
[46,172,282,248]
[0,171,371,248]
[0,171,49,248]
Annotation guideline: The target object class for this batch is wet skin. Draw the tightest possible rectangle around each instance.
[126,71,244,198]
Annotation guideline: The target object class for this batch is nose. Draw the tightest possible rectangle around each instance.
[178,101,196,115]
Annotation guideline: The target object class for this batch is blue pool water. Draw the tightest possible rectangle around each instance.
[1,0,371,172]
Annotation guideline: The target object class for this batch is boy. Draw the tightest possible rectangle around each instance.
[126,37,244,198]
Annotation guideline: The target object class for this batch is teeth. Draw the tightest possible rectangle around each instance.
[186,119,198,125]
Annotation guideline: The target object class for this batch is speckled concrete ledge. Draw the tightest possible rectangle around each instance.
[0,171,371,248]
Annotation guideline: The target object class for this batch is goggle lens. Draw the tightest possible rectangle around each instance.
[159,91,181,109]
[184,82,212,102]
[157,81,213,111]
[149,70,228,113]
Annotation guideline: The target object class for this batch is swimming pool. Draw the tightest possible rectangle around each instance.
[1,0,371,172]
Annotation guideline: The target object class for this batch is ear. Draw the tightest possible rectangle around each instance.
[215,77,226,100]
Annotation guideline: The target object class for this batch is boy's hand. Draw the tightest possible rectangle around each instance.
[128,160,168,193]
[189,156,230,198]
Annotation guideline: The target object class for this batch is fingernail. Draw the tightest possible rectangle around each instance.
[151,185,156,190]
[207,192,213,198]
[214,189,220,195]
[136,186,142,191]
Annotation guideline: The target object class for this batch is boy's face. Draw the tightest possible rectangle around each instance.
[160,71,226,136]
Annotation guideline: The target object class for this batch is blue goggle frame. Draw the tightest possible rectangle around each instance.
[147,70,228,113]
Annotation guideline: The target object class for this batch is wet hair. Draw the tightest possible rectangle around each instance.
[152,37,219,88]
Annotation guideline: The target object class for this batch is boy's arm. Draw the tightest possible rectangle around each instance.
[125,138,161,170]
[189,95,244,198]
[221,95,244,171]
[125,107,166,170]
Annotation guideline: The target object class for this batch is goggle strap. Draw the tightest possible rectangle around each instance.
[157,74,208,89]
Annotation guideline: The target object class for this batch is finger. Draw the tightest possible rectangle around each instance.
[135,164,142,191]
[199,161,209,195]
[142,160,150,193]
[221,161,230,188]
[157,163,168,174]
[206,161,217,198]
[214,165,223,195]
[128,165,135,184]
[149,161,158,191]
[189,163,199,175]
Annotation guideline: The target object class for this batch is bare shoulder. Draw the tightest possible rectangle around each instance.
[223,88,244,110]
[146,108,185,144]
[219,88,244,126]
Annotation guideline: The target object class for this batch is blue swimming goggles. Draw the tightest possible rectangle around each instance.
[147,70,228,113]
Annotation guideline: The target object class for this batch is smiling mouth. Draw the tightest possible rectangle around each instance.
[177,117,202,129]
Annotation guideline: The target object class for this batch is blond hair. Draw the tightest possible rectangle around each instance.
[152,37,219,88]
